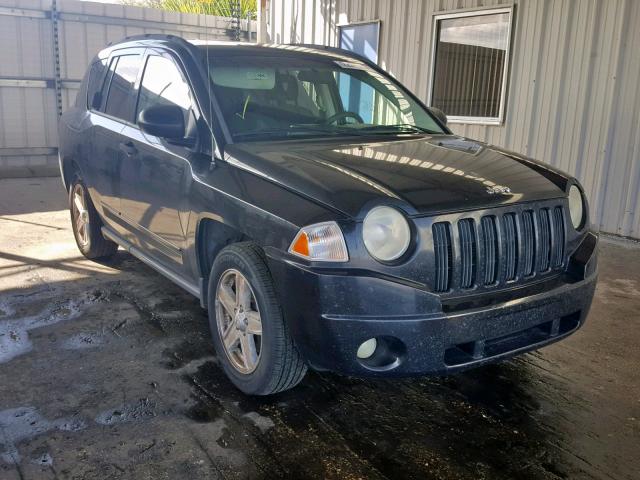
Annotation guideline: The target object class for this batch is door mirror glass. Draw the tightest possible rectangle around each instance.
[138,105,185,139]
[429,107,448,126]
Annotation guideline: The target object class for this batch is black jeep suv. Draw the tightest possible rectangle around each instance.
[58,35,598,395]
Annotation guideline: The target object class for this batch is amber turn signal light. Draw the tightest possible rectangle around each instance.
[288,221,348,262]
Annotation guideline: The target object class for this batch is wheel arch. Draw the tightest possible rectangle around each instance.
[195,216,251,305]
[60,155,83,192]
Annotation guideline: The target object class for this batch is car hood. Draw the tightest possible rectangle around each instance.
[226,135,568,219]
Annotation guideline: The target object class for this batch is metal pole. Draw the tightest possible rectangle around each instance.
[232,0,241,41]
[257,0,268,43]
[51,0,62,116]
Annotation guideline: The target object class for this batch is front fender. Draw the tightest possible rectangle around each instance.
[182,159,345,285]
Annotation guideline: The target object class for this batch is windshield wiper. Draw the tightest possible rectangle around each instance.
[233,125,367,140]
[288,124,373,136]
[360,124,437,134]
[232,128,326,140]
[233,123,437,141]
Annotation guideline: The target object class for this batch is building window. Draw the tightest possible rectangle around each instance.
[429,7,513,124]
[338,21,380,123]
[339,21,380,63]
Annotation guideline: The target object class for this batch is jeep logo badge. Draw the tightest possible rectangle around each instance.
[486,185,512,195]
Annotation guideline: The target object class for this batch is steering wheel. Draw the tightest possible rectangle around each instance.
[324,111,364,125]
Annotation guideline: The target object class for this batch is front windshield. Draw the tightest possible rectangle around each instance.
[202,50,445,141]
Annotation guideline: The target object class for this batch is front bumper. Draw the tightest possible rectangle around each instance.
[267,232,598,377]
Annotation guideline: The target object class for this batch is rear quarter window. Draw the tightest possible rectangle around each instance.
[85,59,109,110]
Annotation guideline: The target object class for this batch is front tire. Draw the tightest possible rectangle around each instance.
[69,173,118,260]
[208,243,307,395]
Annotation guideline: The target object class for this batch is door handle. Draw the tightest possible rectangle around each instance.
[119,141,138,156]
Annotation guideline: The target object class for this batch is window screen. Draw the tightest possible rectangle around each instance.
[104,55,142,122]
[431,10,512,122]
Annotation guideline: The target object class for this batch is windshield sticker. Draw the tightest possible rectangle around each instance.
[211,67,275,89]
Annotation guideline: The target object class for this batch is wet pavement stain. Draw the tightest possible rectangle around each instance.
[0,407,86,465]
[61,332,105,350]
[0,275,637,479]
[178,358,632,480]
[30,452,53,467]
[95,399,158,426]
[163,338,216,370]
[0,298,83,364]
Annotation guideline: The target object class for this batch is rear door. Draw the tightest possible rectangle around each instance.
[87,50,144,233]
[118,50,201,272]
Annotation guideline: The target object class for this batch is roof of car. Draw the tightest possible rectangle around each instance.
[101,34,364,63]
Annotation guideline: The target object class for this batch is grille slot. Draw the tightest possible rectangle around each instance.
[502,213,518,281]
[458,219,477,289]
[481,216,499,285]
[538,208,552,272]
[521,210,536,276]
[433,222,452,292]
[551,206,565,267]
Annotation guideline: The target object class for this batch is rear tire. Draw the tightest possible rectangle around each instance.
[207,242,307,395]
[69,173,118,260]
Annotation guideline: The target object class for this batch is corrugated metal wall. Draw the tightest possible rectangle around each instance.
[266,0,640,239]
[0,0,254,177]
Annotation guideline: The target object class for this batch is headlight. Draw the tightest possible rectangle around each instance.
[568,185,585,230]
[288,221,349,262]
[363,206,411,262]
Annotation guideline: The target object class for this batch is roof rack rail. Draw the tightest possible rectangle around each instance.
[106,33,192,47]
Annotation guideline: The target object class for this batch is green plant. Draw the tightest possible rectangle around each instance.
[122,0,256,18]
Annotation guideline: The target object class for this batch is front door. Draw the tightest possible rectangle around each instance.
[118,52,201,272]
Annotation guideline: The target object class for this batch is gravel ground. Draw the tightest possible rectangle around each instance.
[0,177,638,480]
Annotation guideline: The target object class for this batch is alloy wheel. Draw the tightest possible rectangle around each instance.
[72,184,90,247]
[215,269,263,374]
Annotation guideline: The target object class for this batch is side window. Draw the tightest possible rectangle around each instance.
[103,54,142,122]
[136,55,196,138]
[85,59,108,110]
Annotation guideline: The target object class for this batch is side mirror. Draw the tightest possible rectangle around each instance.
[138,104,185,139]
[429,107,448,126]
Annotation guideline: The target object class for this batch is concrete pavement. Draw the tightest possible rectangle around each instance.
[0,177,638,480]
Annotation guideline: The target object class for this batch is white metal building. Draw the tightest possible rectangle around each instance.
[262,0,640,239]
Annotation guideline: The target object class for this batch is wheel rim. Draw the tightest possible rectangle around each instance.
[72,184,90,247]
[215,269,263,374]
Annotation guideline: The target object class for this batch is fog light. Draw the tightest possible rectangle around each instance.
[356,338,377,359]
